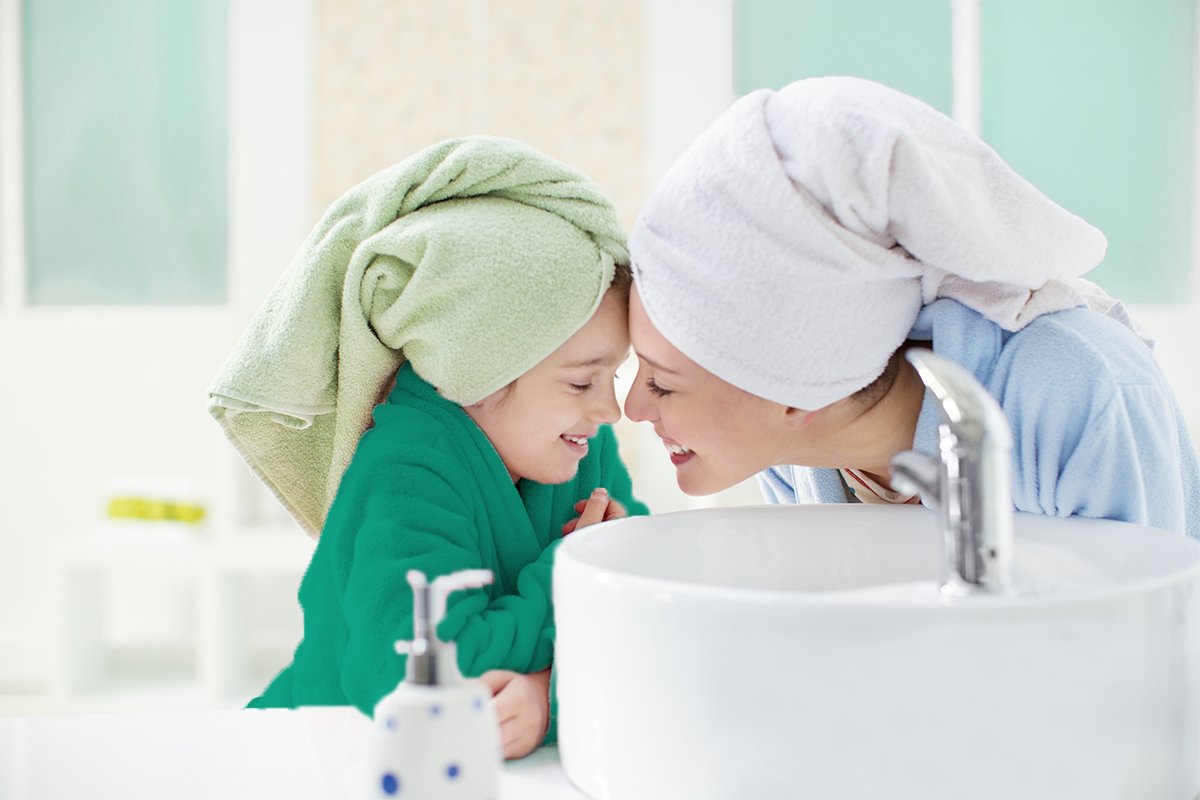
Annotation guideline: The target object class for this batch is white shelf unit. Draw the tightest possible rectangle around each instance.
[48,521,314,709]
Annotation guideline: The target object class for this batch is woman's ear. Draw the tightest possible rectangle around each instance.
[783,405,818,429]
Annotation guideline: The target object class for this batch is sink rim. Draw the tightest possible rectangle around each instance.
[557,504,1200,610]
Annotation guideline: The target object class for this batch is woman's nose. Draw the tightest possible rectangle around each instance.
[623,373,653,423]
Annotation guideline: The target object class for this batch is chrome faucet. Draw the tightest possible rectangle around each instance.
[889,349,1014,596]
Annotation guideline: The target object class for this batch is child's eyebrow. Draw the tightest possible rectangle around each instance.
[563,354,624,369]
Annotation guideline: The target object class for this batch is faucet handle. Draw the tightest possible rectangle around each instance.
[395,568,493,686]
[890,450,941,509]
[905,349,1012,449]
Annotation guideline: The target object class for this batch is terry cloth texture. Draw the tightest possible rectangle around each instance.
[247,363,649,746]
[759,299,1200,539]
[208,137,628,536]
[630,76,1116,411]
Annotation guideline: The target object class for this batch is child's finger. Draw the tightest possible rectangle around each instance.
[497,707,539,759]
[561,518,579,535]
[489,678,521,725]
[477,669,516,697]
[573,499,588,513]
[601,498,628,521]
[574,488,610,530]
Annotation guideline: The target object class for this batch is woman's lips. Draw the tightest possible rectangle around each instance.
[663,438,693,466]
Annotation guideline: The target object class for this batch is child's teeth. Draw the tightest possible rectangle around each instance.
[666,443,691,455]
[564,435,587,445]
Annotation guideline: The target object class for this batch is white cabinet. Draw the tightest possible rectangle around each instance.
[48,522,313,709]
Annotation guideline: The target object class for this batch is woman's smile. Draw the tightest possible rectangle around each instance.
[662,437,694,465]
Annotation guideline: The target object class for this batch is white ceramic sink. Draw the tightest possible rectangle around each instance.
[554,504,1200,799]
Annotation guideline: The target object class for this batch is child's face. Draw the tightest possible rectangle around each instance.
[465,291,630,485]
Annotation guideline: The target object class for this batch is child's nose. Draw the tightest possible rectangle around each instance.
[591,383,621,425]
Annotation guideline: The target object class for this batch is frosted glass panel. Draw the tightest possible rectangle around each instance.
[734,0,952,113]
[981,0,1196,303]
[22,0,228,305]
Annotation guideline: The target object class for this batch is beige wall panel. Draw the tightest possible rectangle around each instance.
[487,0,645,228]
[313,0,475,211]
[314,0,644,228]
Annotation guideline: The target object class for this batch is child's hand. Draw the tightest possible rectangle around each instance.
[561,487,627,535]
[478,667,552,759]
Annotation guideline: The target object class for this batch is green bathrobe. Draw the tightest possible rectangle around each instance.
[249,363,647,743]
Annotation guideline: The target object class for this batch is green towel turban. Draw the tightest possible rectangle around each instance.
[208,136,628,536]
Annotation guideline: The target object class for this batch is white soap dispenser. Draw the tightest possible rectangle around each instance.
[366,568,501,799]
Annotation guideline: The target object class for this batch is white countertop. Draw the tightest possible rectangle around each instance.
[0,707,587,800]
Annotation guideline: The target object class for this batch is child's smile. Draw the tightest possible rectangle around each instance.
[560,432,592,455]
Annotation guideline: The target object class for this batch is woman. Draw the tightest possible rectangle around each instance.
[624,76,1198,537]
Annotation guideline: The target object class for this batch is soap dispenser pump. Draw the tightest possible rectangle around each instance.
[366,568,501,799]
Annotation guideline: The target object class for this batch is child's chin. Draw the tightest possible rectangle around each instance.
[534,463,581,486]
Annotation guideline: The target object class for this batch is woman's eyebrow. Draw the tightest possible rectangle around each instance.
[636,353,680,375]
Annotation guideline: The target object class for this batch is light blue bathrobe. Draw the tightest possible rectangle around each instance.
[759,299,1200,539]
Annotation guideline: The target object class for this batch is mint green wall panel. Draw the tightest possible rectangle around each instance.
[22,0,228,305]
[734,0,953,114]
[981,0,1196,303]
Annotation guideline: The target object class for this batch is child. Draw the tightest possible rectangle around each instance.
[208,137,647,758]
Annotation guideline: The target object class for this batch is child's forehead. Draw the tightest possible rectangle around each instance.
[553,340,630,370]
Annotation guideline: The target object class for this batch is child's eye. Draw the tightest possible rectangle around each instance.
[570,383,592,393]
[646,377,673,397]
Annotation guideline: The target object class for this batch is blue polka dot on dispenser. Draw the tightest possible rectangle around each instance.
[446,763,461,780]
[385,716,398,731]
[380,772,401,795]
[428,704,442,717]
[472,696,483,712]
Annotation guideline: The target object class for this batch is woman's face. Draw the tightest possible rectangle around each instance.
[624,287,799,495]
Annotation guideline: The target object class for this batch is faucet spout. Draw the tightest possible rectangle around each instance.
[890,349,1014,596]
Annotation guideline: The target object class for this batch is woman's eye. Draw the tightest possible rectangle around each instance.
[570,383,592,393]
[646,377,673,397]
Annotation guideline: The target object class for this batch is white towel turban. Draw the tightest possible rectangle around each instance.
[630,76,1111,410]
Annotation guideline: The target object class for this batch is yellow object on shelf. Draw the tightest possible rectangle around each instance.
[106,497,207,524]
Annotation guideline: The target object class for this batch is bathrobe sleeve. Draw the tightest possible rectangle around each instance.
[998,328,1195,536]
[336,441,559,716]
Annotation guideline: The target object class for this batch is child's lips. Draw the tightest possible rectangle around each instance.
[561,433,590,454]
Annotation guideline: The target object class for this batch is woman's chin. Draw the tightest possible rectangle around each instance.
[674,458,757,497]
[673,463,727,497]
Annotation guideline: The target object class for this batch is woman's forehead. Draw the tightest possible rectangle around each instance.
[629,288,687,373]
